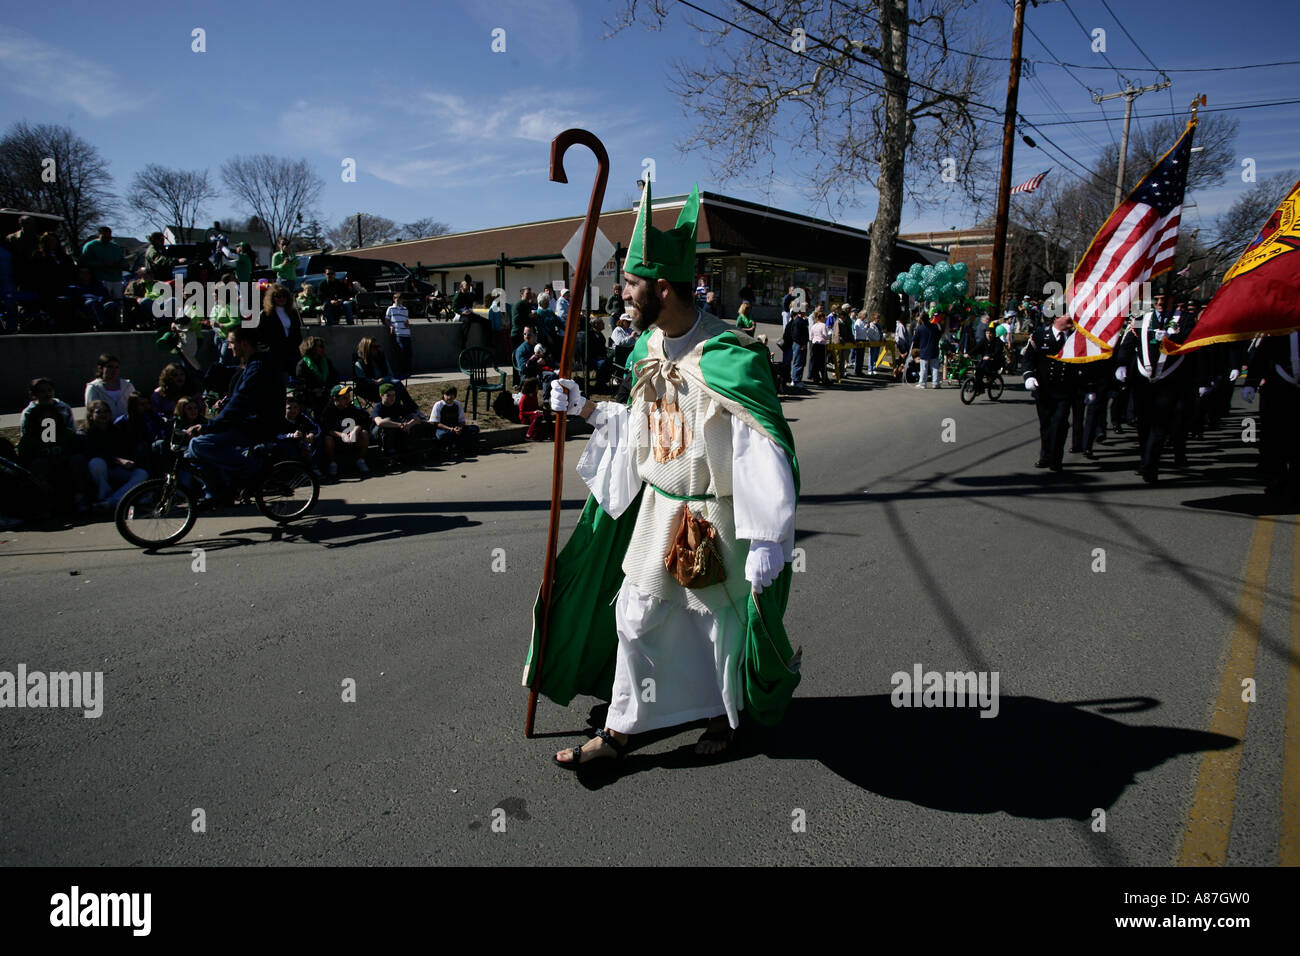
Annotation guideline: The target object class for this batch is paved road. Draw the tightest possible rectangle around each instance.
[1,369,1294,866]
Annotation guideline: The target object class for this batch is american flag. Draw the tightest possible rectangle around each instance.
[1060,120,1196,362]
[1010,169,1050,195]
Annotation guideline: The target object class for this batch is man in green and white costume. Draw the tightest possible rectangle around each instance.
[525,181,801,767]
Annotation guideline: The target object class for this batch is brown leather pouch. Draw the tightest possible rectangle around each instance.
[664,503,726,589]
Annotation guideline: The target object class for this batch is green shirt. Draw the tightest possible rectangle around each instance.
[271,250,298,283]
[81,238,126,283]
[231,251,253,283]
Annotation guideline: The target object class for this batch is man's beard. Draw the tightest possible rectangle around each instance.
[628,288,659,332]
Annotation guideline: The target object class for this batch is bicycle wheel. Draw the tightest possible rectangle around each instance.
[255,461,319,523]
[988,375,1004,401]
[960,377,977,405]
[115,479,197,548]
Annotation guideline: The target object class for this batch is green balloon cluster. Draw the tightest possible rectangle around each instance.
[890,260,969,305]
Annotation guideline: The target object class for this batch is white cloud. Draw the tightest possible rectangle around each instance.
[276,104,375,154]
[517,108,575,143]
[367,155,506,189]
[0,25,138,117]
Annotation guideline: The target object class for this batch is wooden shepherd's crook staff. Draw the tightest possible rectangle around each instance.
[525,129,610,738]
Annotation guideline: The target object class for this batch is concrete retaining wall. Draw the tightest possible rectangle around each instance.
[2,320,501,412]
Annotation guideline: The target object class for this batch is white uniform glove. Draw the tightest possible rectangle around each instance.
[1241,386,1257,403]
[745,541,783,593]
[1152,329,1166,341]
[549,378,585,414]
[1115,366,1127,383]
[1228,368,1240,382]
[1198,387,1208,397]
[1023,376,1038,392]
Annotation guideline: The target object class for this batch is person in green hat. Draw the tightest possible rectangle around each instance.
[527,180,801,769]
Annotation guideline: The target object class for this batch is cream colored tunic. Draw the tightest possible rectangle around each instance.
[576,312,797,733]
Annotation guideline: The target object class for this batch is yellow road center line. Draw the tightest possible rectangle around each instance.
[1281,522,1300,866]
[1177,517,1274,867]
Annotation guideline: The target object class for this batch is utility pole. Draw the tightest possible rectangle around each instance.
[989,0,1027,313]
[355,212,363,250]
[1094,79,1171,210]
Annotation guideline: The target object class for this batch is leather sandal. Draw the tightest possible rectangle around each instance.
[554,728,626,771]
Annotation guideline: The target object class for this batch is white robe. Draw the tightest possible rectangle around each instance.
[576,319,796,733]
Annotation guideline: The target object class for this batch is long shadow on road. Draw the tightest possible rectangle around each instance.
[573,694,1234,834]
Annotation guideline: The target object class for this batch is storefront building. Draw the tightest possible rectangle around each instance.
[345,192,946,322]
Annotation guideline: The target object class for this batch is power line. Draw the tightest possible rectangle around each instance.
[1022,96,1300,125]
[1029,56,1300,73]
[1011,0,1117,147]
[726,0,1005,114]
[1016,116,1117,199]
[1061,0,1129,84]
[1027,71,1108,155]
[673,0,1003,117]
[818,0,1300,77]
[1097,0,1177,119]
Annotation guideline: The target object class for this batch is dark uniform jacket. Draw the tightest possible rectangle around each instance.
[1022,324,1079,392]
[1243,331,1300,391]
[1116,312,1191,387]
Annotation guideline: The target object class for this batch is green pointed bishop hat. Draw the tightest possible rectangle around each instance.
[623,179,700,283]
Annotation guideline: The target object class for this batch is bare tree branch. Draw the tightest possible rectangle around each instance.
[0,121,116,249]
[126,165,217,241]
[220,154,324,248]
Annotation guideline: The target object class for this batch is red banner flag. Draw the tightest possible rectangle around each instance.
[1165,176,1300,354]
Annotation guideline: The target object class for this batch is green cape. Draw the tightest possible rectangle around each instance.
[523,319,802,726]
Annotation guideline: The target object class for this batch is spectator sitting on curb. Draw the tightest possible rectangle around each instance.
[517,377,550,442]
[114,393,166,476]
[84,353,136,421]
[318,384,371,478]
[18,377,89,518]
[80,399,148,514]
[370,382,436,465]
[430,385,479,458]
[353,336,412,405]
[151,361,203,417]
[276,395,323,477]
[294,336,340,419]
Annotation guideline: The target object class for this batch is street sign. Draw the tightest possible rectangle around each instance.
[563,225,614,276]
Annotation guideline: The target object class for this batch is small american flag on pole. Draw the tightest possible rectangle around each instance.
[1060,120,1196,361]
[1009,169,1051,195]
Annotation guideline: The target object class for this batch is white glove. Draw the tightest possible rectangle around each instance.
[745,541,783,593]
[1085,392,1097,405]
[1241,386,1257,403]
[1228,368,1240,382]
[1152,329,1166,341]
[549,378,585,414]
[1198,387,1208,397]
[1023,376,1038,392]
[1115,367,1127,383]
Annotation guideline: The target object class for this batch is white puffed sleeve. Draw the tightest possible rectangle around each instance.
[731,416,796,556]
[575,402,641,518]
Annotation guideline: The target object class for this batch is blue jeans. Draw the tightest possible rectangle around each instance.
[186,430,254,499]
[323,301,354,326]
[436,424,480,455]
[790,343,806,384]
[868,346,881,371]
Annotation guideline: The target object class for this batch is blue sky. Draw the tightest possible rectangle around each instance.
[1,0,1296,243]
